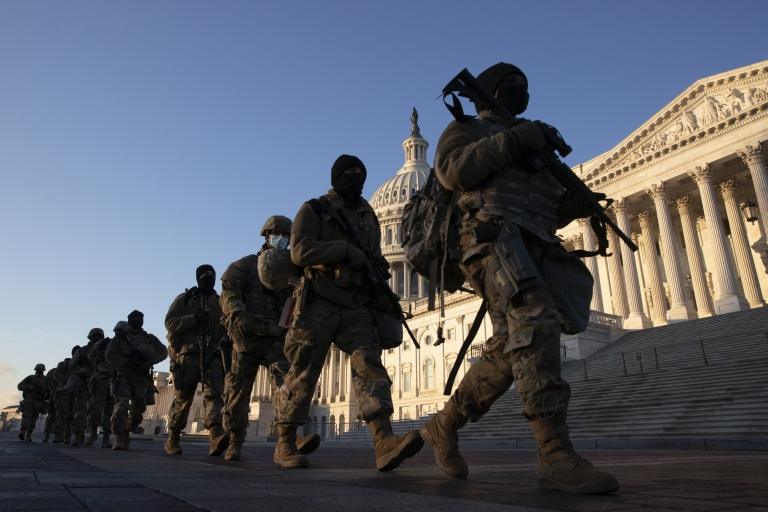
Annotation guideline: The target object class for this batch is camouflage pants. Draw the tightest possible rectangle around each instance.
[87,375,113,434]
[167,352,224,432]
[111,372,148,434]
[53,390,72,435]
[451,223,592,422]
[70,377,89,434]
[223,337,288,438]
[279,296,393,426]
[20,399,44,432]
[44,400,56,434]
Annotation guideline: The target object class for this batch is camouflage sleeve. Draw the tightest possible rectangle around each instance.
[290,201,348,267]
[147,334,169,365]
[17,376,30,392]
[165,292,196,335]
[86,341,102,367]
[435,120,525,192]
[220,259,248,318]
[105,338,131,369]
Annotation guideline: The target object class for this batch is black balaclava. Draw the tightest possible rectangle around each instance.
[127,309,144,329]
[475,62,529,116]
[196,264,216,293]
[331,154,367,204]
[71,345,81,356]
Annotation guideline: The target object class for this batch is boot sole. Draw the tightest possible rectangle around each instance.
[537,477,619,495]
[420,424,469,479]
[208,435,230,457]
[297,434,321,456]
[273,455,309,469]
[376,431,424,472]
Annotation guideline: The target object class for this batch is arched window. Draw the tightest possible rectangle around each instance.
[424,358,435,390]
[386,228,393,246]
[339,413,345,434]
[397,223,402,243]
[410,270,419,297]
[423,334,433,346]
[401,364,412,393]
[387,366,396,384]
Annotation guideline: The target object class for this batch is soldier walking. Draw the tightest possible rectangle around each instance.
[16,364,47,442]
[52,351,76,444]
[163,264,229,456]
[423,62,618,493]
[68,332,98,446]
[220,216,320,462]
[106,311,167,450]
[277,155,422,470]
[86,328,115,448]
[42,366,58,442]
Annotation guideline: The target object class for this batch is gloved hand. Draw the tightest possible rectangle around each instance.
[558,190,605,221]
[346,244,367,270]
[195,311,209,326]
[510,120,546,154]
[233,313,258,340]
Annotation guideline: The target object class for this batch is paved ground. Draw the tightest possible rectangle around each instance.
[1,432,767,511]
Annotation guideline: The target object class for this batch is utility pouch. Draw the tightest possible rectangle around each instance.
[370,307,403,349]
[492,223,540,301]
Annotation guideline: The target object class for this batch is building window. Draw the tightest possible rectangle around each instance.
[424,358,435,390]
[387,367,396,384]
[424,335,433,346]
[402,366,412,393]
[447,328,456,341]
[403,339,411,351]
[386,228,393,245]
[445,354,457,379]
[410,271,419,297]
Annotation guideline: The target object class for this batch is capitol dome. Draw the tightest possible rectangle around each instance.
[371,108,431,301]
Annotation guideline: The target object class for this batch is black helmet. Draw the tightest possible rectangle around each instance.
[260,215,292,236]
[87,328,104,341]
[34,363,45,372]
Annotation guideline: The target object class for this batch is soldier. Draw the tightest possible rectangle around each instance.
[220,215,320,462]
[163,264,229,456]
[86,328,115,448]
[277,155,422,470]
[52,351,76,444]
[16,364,47,442]
[42,367,58,442]
[106,312,168,451]
[69,332,99,446]
[424,62,618,493]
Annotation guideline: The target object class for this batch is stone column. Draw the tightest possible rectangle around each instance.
[606,228,629,318]
[720,179,765,308]
[339,353,347,402]
[738,143,768,234]
[404,264,411,299]
[675,196,714,318]
[578,218,604,312]
[329,348,338,402]
[613,200,651,329]
[689,165,742,313]
[647,183,692,321]
[637,211,668,325]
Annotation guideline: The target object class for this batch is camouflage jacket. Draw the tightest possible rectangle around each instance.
[69,342,95,381]
[435,110,565,242]
[291,189,385,308]
[53,359,70,392]
[221,252,289,329]
[106,328,167,374]
[87,337,114,379]
[165,287,226,358]
[17,374,47,401]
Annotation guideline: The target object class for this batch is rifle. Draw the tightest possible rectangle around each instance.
[322,201,421,349]
[441,68,637,256]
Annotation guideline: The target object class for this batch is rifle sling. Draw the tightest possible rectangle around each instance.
[443,299,488,395]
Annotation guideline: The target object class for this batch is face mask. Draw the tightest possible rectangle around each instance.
[495,81,529,116]
[197,270,216,291]
[268,234,289,250]
[333,170,365,201]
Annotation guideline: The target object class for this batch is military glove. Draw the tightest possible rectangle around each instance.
[346,244,368,270]
[195,311,209,326]
[509,120,546,155]
[234,313,258,339]
[558,190,606,221]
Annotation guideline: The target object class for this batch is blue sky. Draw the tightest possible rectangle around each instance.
[1,0,766,404]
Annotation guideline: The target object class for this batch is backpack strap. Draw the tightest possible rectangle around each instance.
[443,299,488,395]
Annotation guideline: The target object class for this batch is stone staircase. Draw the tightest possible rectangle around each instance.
[458,307,768,443]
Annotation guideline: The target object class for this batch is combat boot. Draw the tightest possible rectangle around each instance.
[164,430,183,455]
[111,432,127,451]
[18,429,25,440]
[42,432,50,443]
[224,433,244,461]
[208,425,229,457]
[71,431,84,447]
[273,426,309,468]
[101,432,112,449]
[85,428,98,447]
[368,418,424,472]
[296,432,321,455]
[24,431,33,443]
[530,417,619,494]
[420,401,469,479]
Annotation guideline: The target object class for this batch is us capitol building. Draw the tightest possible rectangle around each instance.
[149,60,768,438]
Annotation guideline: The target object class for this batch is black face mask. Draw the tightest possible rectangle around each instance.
[333,172,365,202]
[128,317,143,330]
[197,271,215,292]
[495,81,529,116]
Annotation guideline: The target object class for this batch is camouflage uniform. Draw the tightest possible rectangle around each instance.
[425,67,618,492]
[52,358,72,443]
[220,252,291,450]
[68,344,94,446]
[165,285,226,446]
[17,367,47,441]
[87,336,115,447]
[106,321,167,450]
[43,368,58,442]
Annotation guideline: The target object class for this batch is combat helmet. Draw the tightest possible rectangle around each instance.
[258,247,302,290]
[34,363,45,372]
[260,215,292,236]
[87,327,104,341]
